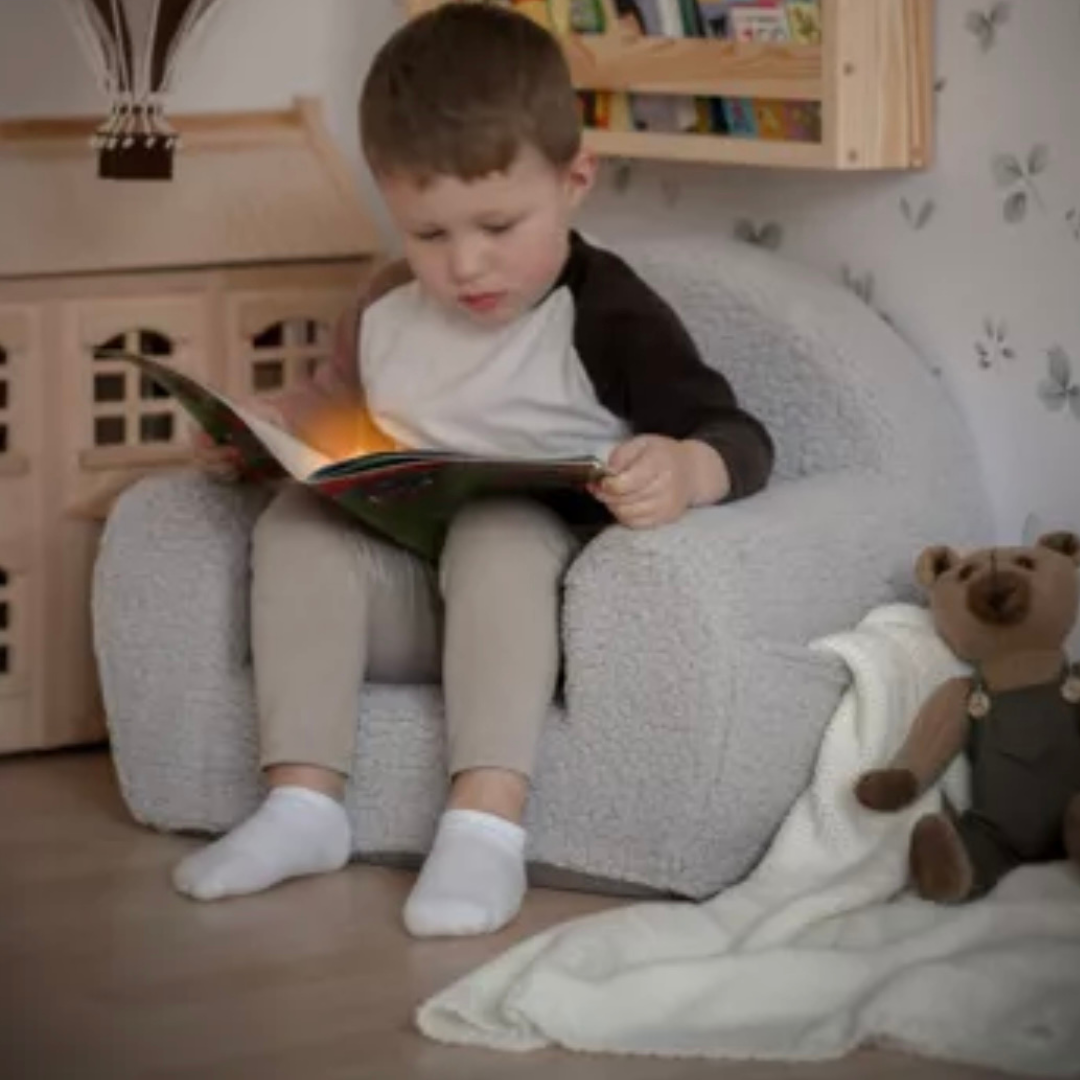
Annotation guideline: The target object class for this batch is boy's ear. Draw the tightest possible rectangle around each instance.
[563,148,598,208]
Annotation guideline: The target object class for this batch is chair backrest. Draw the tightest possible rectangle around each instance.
[613,232,973,489]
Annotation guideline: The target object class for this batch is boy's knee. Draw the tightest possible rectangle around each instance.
[440,499,577,587]
[254,486,333,551]
[252,485,363,577]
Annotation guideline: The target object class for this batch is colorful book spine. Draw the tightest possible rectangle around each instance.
[573,1,636,132]
[727,3,789,41]
[785,0,822,43]
[720,1,822,141]
[576,0,823,141]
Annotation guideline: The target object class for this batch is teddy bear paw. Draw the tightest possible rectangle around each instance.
[855,768,919,812]
[910,813,974,903]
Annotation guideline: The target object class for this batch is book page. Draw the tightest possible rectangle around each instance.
[232,403,331,481]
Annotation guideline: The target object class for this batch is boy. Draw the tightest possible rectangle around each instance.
[176,3,773,937]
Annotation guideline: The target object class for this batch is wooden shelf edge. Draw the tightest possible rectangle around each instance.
[566,37,824,102]
[78,446,193,473]
[584,128,831,168]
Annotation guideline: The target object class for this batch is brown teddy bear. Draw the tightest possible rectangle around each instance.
[855,531,1080,904]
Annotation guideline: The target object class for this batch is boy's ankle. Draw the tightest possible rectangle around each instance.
[264,763,347,801]
[447,767,529,824]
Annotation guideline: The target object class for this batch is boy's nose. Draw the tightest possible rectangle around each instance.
[448,239,485,284]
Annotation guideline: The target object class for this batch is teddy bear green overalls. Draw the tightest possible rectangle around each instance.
[955,664,1080,897]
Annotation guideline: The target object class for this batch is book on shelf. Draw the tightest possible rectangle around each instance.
[785,0,822,43]
[509,0,823,144]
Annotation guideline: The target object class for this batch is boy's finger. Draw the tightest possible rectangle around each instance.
[616,499,664,529]
[603,455,661,499]
[606,436,653,476]
[602,471,667,509]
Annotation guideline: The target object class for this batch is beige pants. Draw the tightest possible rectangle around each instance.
[250,485,580,778]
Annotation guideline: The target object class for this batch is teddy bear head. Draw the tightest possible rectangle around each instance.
[916,532,1080,664]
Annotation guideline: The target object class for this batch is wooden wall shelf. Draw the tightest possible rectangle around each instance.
[402,0,934,171]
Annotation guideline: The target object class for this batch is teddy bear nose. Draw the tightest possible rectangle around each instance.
[967,571,1031,626]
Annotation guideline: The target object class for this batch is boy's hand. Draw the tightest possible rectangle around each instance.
[593,436,730,528]
[191,397,286,483]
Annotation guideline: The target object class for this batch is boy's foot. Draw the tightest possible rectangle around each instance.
[403,809,526,937]
[172,786,351,901]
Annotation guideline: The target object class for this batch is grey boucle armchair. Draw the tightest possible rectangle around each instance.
[93,234,990,900]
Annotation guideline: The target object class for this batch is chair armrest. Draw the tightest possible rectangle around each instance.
[92,470,274,829]
[93,470,271,694]
[549,472,923,896]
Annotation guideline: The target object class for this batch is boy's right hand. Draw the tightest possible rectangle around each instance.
[190,397,286,483]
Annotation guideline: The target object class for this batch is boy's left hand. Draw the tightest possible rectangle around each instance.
[592,436,729,529]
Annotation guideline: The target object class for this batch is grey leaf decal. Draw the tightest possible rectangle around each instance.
[1039,378,1066,411]
[900,197,913,223]
[1038,347,1080,419]
[934,77,948,93]
[759,223,783,251]
[1048,345,1071,387]
[1004,190,1027,223]
[991,1,1011,26]
[734,220,783,250]
[734,219,757,244]
[976,318,1018,369]
[916,199,935,229]
[965,11,992,50]
[992,153,1023,188]
[841,266,873,304]
[612,160,633,194]
[1027,144,1049,176]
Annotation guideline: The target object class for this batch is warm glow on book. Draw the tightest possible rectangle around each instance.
[299,403,402,462]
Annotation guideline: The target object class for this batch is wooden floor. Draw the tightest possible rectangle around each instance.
[0,751,1008,1080]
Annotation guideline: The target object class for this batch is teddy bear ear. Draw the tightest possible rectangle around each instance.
[1038,531,1080,565]
[916,545,959,587]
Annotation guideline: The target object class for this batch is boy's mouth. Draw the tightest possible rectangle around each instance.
[459,291,506,315]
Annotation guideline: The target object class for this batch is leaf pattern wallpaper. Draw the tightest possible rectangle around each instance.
[584,0,1080,546]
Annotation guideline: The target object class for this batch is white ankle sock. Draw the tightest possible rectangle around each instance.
[403,809,527,938]
[172,786,351,901]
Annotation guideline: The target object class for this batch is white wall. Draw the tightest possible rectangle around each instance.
[3,0,1078,548]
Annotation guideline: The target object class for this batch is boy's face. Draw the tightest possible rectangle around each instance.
[378,145,596,326]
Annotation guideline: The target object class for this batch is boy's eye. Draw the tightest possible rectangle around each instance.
[413,230,446,243]
[481,221,516,235]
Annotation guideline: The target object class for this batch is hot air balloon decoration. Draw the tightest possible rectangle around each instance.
[63,0,226,180]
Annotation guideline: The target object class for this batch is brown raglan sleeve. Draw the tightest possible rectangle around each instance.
[267,259,414,452]
[576,265,775,502]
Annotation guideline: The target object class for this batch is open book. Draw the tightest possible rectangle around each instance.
[109,353,607,561]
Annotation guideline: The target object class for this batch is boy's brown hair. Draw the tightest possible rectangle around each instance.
[360,3,582,183]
